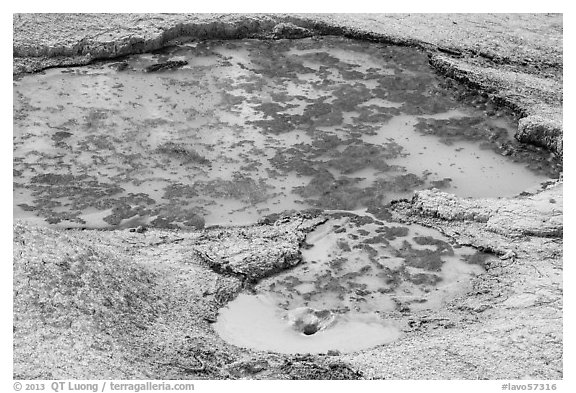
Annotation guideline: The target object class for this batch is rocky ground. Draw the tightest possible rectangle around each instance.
[13,13,563,379]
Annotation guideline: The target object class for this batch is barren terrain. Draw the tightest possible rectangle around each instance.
[13,13,563,379]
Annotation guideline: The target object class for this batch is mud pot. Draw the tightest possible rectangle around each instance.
[13,36,561,230]
[12,12,565,380]
[214,211,492,354]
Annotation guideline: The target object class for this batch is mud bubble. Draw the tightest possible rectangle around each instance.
[214,211,492,354]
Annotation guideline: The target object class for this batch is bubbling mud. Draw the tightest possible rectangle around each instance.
[213,211,492,354]
[214,293,402,354]
[13,37,560,229]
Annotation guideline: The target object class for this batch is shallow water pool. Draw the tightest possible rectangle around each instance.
[13,37,560,229]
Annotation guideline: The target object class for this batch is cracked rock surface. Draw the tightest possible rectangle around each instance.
[193,214,327,282]
[411,185,563,237]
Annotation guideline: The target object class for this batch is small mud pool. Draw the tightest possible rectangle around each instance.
[13,36,560,228]
[214,212,492,354]
[215,293,402,354]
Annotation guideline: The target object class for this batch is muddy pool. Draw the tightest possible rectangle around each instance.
[214,211,491,354]
[13,36,561,355]
[13,36,560,229]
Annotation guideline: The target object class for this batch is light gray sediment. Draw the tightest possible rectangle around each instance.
[13,13,563,379]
